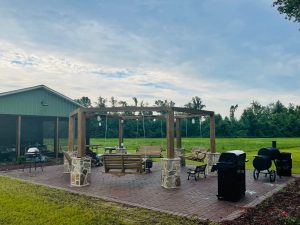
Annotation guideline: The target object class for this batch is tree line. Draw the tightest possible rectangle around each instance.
[74,96,300,138]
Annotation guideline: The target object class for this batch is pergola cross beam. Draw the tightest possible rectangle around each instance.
[68,106,216,158]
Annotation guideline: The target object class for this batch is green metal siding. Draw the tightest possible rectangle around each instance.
[0,88,79,117]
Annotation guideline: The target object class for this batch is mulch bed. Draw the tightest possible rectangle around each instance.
[221,177,300,225]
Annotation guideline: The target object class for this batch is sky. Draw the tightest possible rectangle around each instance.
[0,0,299,117]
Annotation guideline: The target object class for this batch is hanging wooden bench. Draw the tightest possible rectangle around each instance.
[103,154,143,173]
[136,146,163,158]
[184,147,208,162]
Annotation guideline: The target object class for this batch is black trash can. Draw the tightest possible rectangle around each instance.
[275,152,292,177]
[212,150,246,202]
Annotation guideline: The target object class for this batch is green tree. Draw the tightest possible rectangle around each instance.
[95,96,107,108]
[74,96,92,108]
[109,96,117,107]
[229,104,238,121]
[185,96,205,110]
[273,0,300,25]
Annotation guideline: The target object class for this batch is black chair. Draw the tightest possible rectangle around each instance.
[187,164,207,181]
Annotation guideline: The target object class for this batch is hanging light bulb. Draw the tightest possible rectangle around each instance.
[97,115,101,121]
[192,118,195,124]
[153,118,156,122]
[98,122,102,127]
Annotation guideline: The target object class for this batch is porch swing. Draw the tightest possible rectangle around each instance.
[184,116,208,162]
[102,113,147,174]
[136,114,163,158]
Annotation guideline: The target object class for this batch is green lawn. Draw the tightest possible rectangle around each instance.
[0,176,203,225]
[90,137,300,173]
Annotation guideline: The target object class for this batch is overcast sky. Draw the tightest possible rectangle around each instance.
[0,0,299,117]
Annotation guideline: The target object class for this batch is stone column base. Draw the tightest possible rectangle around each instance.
[161,158,181,189]
[70,157,91,187]
[206,152,221,176]
[63,152,76,173]
[175,148,186,167]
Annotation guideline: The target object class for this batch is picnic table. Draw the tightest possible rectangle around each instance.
[104,147,127,154]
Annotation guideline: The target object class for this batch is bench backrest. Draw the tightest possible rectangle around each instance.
[103,154,143,172]
[195,164,207,173]
[192,147,208,154]
[136,146,163,157]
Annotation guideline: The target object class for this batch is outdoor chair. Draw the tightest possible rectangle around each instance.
[187,164,207,181]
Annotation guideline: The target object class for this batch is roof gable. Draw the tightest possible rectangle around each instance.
[0,85,82,117]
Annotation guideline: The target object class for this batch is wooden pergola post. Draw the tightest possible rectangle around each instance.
[118,118,124,148]
[210,113,216,153]
[54,117,59,158]
[166,109,175,158]
[175,117,181,149]
[16,115,21,157]
[77,110,86,158]
[68,116,75,153]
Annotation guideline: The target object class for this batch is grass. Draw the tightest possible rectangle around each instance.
[0,176,204,225]
[90,137,300,173]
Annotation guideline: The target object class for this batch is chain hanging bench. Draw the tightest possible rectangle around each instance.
[103,154,143,173]
[136,145,163,158]
[184,147,208,162]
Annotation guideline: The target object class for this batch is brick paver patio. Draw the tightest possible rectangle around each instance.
[0,163,294,222]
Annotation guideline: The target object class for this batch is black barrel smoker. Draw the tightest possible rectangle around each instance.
[253,141,292,182]
[211,150,247,202]
[253,146,280,182]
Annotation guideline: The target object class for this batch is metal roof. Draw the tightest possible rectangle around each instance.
[0,85,82,117]
[0,85,82,107]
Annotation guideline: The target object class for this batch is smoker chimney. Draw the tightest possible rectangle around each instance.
[272,141,277,148]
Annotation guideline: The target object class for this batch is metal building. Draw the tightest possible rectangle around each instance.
[0,85,81,162]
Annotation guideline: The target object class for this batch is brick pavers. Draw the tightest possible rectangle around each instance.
[1,163,294,222]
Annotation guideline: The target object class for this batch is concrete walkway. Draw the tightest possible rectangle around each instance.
[1,163,294,222]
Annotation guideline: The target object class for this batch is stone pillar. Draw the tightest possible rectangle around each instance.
[63,151,76,173]
[70,157,91,187]
[206,152,220,176]
[161,158,181,188]
[175,148,185,167]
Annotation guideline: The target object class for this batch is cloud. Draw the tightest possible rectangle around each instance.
[0,1,300,118]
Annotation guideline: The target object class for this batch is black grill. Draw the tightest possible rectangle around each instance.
[211,150,247,202]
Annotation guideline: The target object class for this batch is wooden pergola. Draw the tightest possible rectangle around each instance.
[68,106,216,158]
